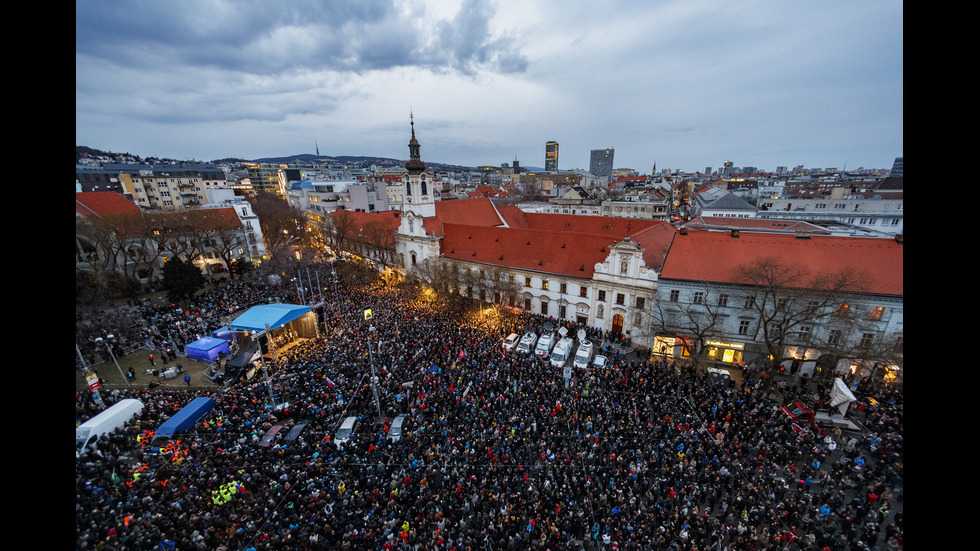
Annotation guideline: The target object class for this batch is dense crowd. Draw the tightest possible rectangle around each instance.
[76,273,903,551]
[76,279,293,369]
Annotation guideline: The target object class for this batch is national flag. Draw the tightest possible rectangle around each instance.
[326,378,336,389]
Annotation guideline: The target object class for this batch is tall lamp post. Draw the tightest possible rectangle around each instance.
[364,309,383,423]
[95,335,130,387]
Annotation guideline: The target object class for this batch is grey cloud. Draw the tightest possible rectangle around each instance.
[76,0,527,77]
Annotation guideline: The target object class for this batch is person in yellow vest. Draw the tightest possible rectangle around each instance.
[338,481,346,494]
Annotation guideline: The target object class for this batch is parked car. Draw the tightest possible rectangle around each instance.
[259,425,284,447]
[389,414,408,442]
[284,422,310,443]
[501,333,520,352]
[334,416,358,445]
[781,402,815,425]
[592,355,608,369]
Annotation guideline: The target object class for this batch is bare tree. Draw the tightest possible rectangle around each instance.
[360,219,397,271]
[249,192,311,268]
[192,209,246,280]
[477,269,522,312]
[731,256,869,369]
[650,284,728,371]
[319,209,357,259]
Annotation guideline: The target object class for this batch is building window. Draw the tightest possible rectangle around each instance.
[718,294,729,307]
[743,296,755,308]
[636,297,645,309]
[837,303,850,317]
[579,287,587,298]
[541,302,549,315]
[738,320,750,335]
[616,293,625,305]
[524,298,531,310]
[542,280,549,291]
[870,306,884,321]
[669,290,679,302]
[509,274,516,284]
[598,290,606,302]
[693,292,704,304]
[798,326,811,340]
[828,330,842,346]
[859,333,875,348]
[560,282,567,294]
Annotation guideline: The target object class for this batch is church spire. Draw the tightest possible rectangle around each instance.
[406,111,426,174]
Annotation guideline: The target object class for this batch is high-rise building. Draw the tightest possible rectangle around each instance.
[545,141,559,172]
[590,148,614,179]
[890,157,903,177]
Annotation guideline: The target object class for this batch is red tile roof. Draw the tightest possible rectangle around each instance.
[497,208,660,237]
[661,230,903,296]
[422,197,505,237]
[75,191,140,218]
[439,208,676,278]
[441,223,623,278]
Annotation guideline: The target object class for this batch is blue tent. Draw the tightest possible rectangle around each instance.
[230,304,312,333]
[185,337,230,363]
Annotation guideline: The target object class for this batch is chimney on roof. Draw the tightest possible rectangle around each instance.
[795,231,810,240]
[895,234,903,244]
[731,229,739,238]
[679,227,688,235]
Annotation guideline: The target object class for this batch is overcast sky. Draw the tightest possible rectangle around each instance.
[76,0,903,173]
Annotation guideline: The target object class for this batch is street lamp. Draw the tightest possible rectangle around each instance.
[363,308,384,423]
[95,335,129,387]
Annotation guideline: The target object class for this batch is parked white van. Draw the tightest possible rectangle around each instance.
[501,333,520,352]
[516,332,538,354]
[76,399,145,456]
[389,414,408,442]
[550,337,575,368]
[334,416,358,445]
[573,339,594,369]
[535,332,556,358]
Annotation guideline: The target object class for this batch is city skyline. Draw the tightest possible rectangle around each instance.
[76,1,903,173]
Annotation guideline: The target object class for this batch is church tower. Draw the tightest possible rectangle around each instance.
[403,113,435,218]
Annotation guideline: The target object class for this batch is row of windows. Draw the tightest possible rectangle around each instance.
[470,270,649,309]
[667,289,887,320]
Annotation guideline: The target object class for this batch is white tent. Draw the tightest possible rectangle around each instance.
[830,377,857,416]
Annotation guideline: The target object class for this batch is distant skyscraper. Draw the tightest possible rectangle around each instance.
[545,141,559,172]
[890,156,903,177]
[590,148,614,178]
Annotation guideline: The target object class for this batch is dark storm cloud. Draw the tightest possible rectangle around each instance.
[75,0,528,76]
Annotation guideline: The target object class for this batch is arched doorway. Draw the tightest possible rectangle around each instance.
[612,314,624,335]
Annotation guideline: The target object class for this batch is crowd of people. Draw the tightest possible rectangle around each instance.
[75,270,903,551]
